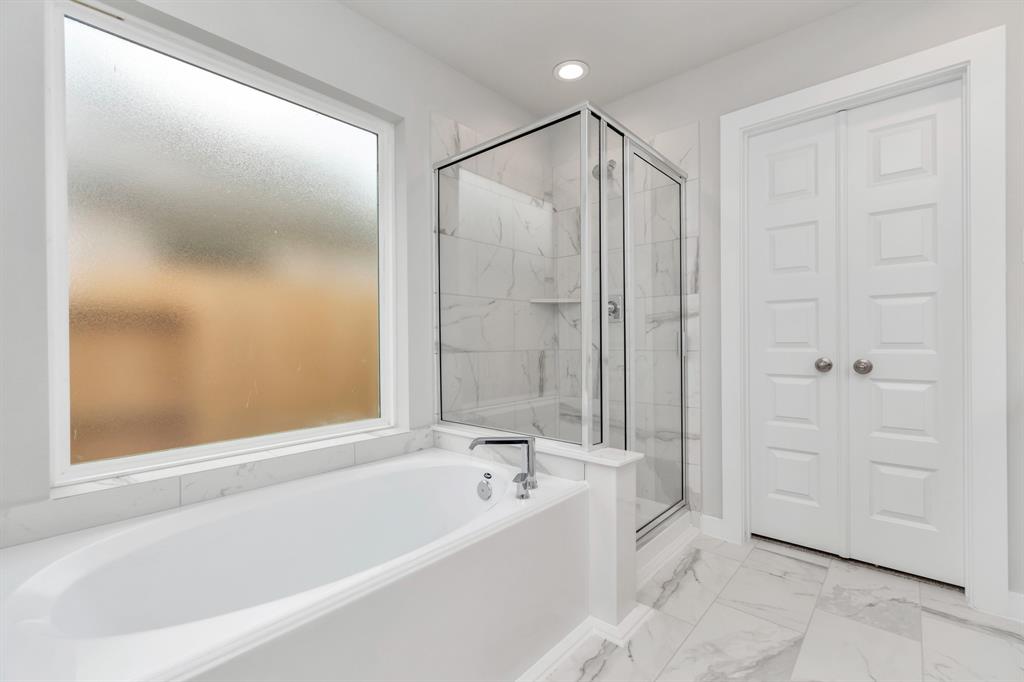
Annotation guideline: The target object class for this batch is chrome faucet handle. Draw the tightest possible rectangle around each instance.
[468,435,538,492]
[513,472,531,500]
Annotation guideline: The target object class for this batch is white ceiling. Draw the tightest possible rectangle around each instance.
[343,0,858,114]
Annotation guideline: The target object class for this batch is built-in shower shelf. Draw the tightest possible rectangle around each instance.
[529,298,581,304]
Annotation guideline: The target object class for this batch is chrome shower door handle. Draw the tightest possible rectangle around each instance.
[814,357,834,373]
[853,358,874,375]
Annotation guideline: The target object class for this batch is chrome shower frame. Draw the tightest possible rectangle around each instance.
[432,102,689,536]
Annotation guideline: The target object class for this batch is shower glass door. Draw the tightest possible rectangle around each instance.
[627,149,686,533]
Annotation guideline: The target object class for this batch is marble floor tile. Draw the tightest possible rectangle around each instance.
[717,549,827,631]
[544,610,693,682]
[921,610,1024,681]
[541,532,1013,682]
[657,603,803,682]
[753,538,833,568]
[816,560,922,641]
[791,609,922,682]
[637,546,741,625]
[690,535,723,553]
[743,547,830,583]
[919,582,1024,637]
[689,534,755,563]
[546,635,618,682]
[707,539,755,563]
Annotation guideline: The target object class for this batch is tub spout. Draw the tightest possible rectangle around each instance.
[468,436,537,493]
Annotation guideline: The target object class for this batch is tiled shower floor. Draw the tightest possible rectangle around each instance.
[542,535,1023,681]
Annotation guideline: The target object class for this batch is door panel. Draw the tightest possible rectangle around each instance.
[745,81,966,583]
[747,115,843,554]
[846,81,965,584]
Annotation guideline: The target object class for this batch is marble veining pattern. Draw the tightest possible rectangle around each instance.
[636,546,742,624]
[435,114,595,443]
[716,549,828,631]
[816,559,923,641]
[921,610,1023,682]
[546,610,693,682]
[541,534,1023,682]
[791,608,921,682]
[659,603,804,682]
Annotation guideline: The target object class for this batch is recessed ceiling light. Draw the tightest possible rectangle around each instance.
[554,60,589,82]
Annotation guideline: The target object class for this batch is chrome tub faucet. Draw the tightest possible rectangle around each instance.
[468,436,537,499]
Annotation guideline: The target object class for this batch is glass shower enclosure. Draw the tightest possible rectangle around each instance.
[434,104,687,535]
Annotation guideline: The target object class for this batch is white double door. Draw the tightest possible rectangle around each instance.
[746,81,965,585]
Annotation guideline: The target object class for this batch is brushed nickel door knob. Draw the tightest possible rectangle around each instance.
[853,358,874,375]
[814,357,834,373]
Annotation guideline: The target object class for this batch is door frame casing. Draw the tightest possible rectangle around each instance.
[719,28,1009,615]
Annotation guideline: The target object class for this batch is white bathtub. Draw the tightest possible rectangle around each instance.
[0,449,589,681]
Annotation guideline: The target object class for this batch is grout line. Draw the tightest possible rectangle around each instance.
[650,544,950,682]
[786,556,836,680]
[740,538,831,681]
[650,614,690,682]
[651,543,746,681]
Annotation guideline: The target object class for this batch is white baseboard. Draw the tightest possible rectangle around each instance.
[698,513,741,543]
[591,603,654,646]
[516,617,598,682]
[1007,590,1024,623]
[517,603,659,681]
[636,509,693,579]
[637,523,700,588]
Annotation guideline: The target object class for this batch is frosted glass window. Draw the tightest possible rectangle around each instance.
[65,19,381,463]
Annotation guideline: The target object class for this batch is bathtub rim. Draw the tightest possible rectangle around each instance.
[19,453,514,624]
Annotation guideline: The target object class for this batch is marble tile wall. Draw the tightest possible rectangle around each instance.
[434,113,586,443]
[0,428,435,548]
[432,114,701,509]
[551,157,586,442]
[431,114,551,203]
[438,169,560,436]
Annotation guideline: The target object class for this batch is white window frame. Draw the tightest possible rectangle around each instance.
[44,0,398,487]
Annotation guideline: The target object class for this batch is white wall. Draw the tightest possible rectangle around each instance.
[604,0,1024,590]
